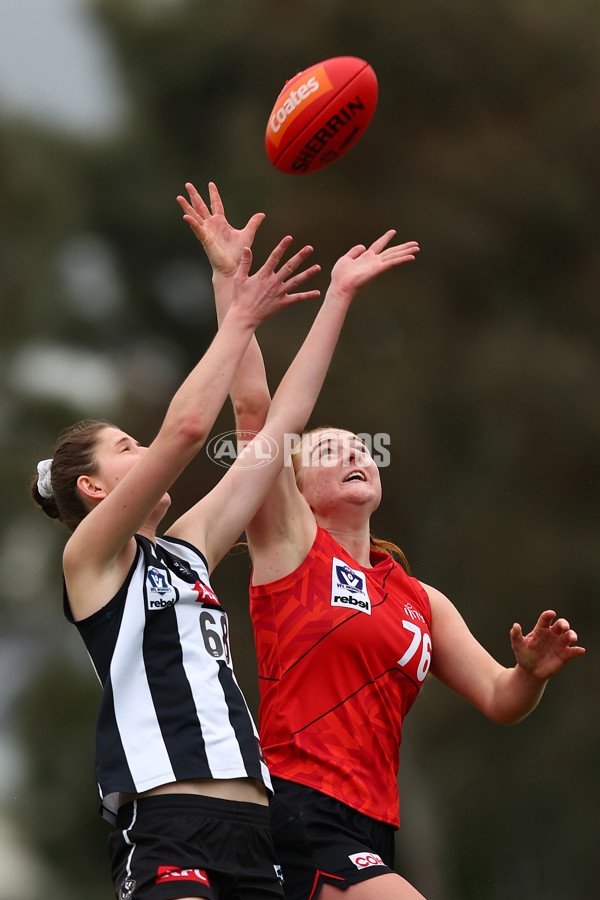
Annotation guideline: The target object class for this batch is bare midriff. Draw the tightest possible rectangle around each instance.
[118,777,268,808]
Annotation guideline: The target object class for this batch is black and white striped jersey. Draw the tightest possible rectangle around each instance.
[64,534,270,824]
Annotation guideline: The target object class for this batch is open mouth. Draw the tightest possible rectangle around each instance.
[343,471,366,483]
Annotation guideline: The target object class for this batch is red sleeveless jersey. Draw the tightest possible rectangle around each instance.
[249,526,432,827]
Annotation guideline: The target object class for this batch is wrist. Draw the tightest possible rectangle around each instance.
[514,660,547,685]
[212,269,236,286]
[221,302,258,335]
[324,282,356,307]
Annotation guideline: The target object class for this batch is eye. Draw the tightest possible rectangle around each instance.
[317,442,338,460]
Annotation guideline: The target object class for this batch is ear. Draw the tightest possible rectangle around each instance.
[77,474,108,503]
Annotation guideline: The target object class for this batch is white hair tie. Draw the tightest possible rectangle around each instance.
[37,458,54,499]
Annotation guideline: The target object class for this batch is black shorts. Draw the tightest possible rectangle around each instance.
[269,777,396,900]
[109,794,285,900]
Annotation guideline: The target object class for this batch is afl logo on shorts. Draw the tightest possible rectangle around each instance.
[330,557,371,615]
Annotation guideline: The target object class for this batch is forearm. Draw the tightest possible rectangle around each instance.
[486,664,548,725]
[266,284,351,436]
[213,272,271,429]
[161,305,256,447]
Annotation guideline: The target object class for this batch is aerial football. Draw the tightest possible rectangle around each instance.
[265,56,378,175]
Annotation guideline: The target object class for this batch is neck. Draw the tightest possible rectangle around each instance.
[137,500,169,544]
[316,513,372,567]
[138,523,158,544]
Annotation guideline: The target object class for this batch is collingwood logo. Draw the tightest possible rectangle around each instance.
[330,557,371,615]
[146,566,176,609]
[119,878,136,900]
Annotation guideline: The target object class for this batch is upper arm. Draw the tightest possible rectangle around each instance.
[167,456,315,577]
[426,582,506,717]
[246,463,316,583]
[63,531,137,622]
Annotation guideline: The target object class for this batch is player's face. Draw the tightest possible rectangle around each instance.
[297,429,382,518]
[92,426,149,491]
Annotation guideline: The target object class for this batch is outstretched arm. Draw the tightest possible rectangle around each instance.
[247,231,422,584]
[64,232,316,593]
[169,231,420,572]
[428,585,585,725]
[177,182,320,434]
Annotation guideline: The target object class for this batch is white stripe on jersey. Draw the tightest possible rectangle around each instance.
[174,600,247,776]
[109,560,176,789]
[167,543,271,787]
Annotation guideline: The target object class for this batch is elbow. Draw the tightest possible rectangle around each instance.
[487,711,525,727]
[233,395,270,434]
[173,415,210,451]
[485,700,534,726]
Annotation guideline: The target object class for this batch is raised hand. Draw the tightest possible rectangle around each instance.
[510,610,585,680]
[229,235,321,329]
[329,231,420,300]
[177,181,265,277]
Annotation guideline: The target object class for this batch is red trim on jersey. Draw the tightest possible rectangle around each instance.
[308,870,345,899]
[250,526,432,827]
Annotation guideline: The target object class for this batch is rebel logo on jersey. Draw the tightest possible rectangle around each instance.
[330,557,372,615]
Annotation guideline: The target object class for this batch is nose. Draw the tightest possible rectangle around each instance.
[343,441,361,467]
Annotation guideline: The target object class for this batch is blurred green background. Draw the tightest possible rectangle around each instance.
[0,1,598,897]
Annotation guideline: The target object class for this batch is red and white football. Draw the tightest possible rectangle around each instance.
[265,56,378,175]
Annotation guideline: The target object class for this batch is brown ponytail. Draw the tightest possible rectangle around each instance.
[369,535,411,574]
[31,420,112,532]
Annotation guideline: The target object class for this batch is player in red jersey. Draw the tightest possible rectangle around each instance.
[179,183,585,900]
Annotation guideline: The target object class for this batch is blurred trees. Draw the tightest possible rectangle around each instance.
[1,0,598,897]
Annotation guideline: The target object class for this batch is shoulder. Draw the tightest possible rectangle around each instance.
[250,521,323,592]
[64,535,142,623]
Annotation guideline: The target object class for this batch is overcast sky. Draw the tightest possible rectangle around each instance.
[0,0,125,135]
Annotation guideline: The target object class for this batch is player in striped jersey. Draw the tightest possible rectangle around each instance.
[32,185,419,900]
[182,184,585,900]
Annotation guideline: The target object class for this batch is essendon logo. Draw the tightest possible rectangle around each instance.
[156,866,210,886]
[348,852,385,870]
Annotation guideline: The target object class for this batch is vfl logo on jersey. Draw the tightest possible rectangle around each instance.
[349,852,386,870]
[331,557,371,615]
[146,567,176,609]
[156,867,210,886]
